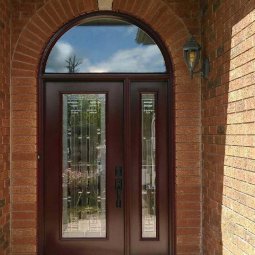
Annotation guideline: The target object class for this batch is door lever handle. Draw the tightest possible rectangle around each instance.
[115,166,123,208]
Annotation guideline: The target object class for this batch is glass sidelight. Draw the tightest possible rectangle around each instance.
[129,82,169,254]
[141,94,157,238]
[62,94,106,238]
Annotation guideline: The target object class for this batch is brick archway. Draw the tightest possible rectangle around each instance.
[11,0,201,254]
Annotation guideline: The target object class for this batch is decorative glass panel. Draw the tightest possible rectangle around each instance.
[62,94,106,238]
[141,94,157,238]
[45,17,166,73]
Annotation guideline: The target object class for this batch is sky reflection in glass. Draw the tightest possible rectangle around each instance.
[45,17,166,73]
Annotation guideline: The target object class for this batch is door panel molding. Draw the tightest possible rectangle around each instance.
[43,82,124,255]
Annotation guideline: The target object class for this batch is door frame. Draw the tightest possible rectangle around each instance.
[38,11,175,255]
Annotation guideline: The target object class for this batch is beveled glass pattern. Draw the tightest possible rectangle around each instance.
[62,94,106,238]
[45,17,166,73]
[141,94,157,238]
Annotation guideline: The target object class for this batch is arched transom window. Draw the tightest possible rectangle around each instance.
[45,16,167,73]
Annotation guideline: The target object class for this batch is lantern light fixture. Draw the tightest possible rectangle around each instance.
[183,36,210,79]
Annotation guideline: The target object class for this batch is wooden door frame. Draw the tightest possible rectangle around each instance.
[38,11,175,255]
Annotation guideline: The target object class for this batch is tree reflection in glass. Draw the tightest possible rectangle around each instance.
[45,17,166,73]
[62,94,106,238]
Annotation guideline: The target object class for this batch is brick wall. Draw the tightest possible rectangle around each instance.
[8,0,202,254]
[201,0,255,254]
[3,0,255,254]
[163,0,201,36]
[11,0,45,52]
[0,0,10,254]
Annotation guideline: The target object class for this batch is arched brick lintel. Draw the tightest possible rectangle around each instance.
[11,0,191,78]
[10,0,201,254]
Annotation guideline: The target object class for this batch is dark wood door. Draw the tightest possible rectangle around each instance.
[44,82,124,255]
[43,81,169,255]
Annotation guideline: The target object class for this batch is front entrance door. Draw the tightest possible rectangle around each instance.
[43,81,169,255]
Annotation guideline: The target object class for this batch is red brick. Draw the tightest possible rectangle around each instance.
[0,0,222,255]
[12,212,36,220]
[13,177,37,186]
[12,144,37,154]
[42,2,63,27]
[0,0,11,253]
[12,153,37,161]
[12,194,36,204]
[51,0,68,22]
[68,0,79,16]
[12,186,37,195]
[12,244,36,253]
[12,203,37,212]
[12,128,37,136]
[27,18,51,41]
[12,235,37,245]
[60,0,76,18]
[12,53,38,66]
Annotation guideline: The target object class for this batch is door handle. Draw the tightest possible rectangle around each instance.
[115,166,123,208]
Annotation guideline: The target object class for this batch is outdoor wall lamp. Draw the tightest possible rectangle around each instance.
[183,36,210,79]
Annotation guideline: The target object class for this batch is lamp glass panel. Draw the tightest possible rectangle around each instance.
[187,50,198,69]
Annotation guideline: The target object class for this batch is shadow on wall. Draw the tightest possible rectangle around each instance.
[201,1,255,254]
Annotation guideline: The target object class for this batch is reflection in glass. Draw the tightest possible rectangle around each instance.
[141,94,157,238]
[45,17,166,73]
[62,94,106,238]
